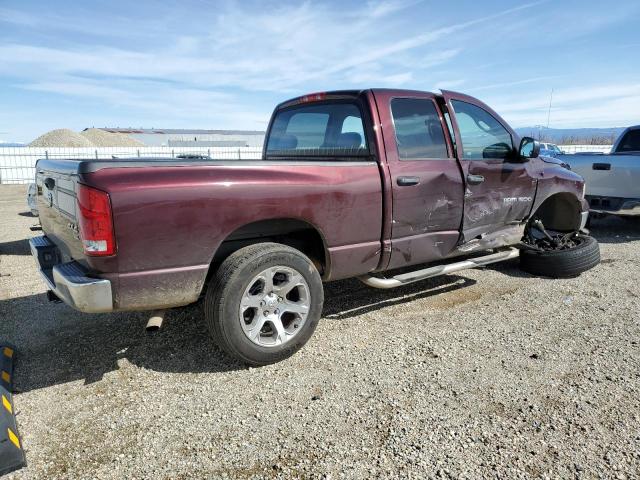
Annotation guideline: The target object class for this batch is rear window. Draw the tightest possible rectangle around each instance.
[617,130,640,152]
[266,103,368,157]
[391,98,449,159]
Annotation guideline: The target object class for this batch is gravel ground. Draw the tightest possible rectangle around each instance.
[80,129,144,147]
[0,184,639,479]
[29,129,94,148]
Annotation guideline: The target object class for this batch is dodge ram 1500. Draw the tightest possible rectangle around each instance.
[31,89,600,365]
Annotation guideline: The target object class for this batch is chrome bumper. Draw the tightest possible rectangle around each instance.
[592,199,640,216]
[580,211,589,230]
[587,196,640,216]
[29,236,113,313]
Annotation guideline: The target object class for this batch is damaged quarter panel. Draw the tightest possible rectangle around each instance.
[528,158,588,222]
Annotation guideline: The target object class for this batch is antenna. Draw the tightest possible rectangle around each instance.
[546,88,554,129]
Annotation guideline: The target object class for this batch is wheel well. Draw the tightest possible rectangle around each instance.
[206,219,327,285]
[531,192,582,232]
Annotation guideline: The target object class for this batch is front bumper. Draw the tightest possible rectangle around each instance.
[29,236,113,313]
[580,211,589,230]
[586,196,640,216]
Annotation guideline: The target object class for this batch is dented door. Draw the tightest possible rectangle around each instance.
[441,90,536,242]
[373,90,464,270]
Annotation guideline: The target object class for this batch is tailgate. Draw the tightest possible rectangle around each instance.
[35,160,87,265]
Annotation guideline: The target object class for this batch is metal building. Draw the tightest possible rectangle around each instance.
[92,128,265,147]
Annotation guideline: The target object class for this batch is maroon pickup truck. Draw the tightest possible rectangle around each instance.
[31,89,599,365]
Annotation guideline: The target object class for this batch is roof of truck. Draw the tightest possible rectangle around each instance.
[275,88,450,110]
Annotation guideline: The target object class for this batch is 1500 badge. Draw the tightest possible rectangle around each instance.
[503,197,532,204]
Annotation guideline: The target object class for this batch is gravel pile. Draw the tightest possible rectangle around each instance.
[80,129,144,147]
[1,184,639,479]
[29,129,94,148]
[29,129,144,148]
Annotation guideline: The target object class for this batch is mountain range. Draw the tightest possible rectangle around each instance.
[514,126,628,144]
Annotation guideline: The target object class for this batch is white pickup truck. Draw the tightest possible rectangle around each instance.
[564,125,640,217]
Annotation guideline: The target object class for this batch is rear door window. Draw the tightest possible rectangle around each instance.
[266,103,368,157]
[391,98,449,159]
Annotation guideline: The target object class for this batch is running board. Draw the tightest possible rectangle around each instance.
[358,248,519,289]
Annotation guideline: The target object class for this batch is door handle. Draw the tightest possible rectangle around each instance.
[467,174,485,185]
[397,176,420,186]
[592,163,611,171]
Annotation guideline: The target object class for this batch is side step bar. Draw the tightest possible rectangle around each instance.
[358,248,519,289]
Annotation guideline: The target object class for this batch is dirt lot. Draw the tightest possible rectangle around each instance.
[0,184,639,479]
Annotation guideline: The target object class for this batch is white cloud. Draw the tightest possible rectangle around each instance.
[5,0,633,140]
[491,84,640,128]
[366,0,423,19]
[0,1,541,94]
[433,79,465,90]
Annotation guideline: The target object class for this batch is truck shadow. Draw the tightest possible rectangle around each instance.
[0,274,475,393]
[322,274,476,320]
[0,239,31,256]
[587,215,640,244]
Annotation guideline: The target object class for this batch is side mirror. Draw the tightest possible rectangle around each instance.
[518,137,540,160]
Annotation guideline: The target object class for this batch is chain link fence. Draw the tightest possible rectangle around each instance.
[0,146,263,184]
[0,144,614,185]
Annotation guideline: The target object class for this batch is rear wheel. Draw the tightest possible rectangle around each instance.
[204,243,324,366]
[519,234,600,278]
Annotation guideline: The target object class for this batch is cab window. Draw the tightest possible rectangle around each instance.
[266,103,368,157]
[617,129,640,152]
[450,100,513,160]
[391,98,449,160]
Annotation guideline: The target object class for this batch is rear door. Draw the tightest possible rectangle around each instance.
[373,90,464,270]
[441,91,537,241]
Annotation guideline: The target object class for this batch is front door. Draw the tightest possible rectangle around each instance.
[441,91,537,242]
[373,90,464,270]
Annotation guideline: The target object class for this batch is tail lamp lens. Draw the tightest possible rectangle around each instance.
[77,184,115,256]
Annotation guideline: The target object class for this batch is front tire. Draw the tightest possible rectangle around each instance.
[204,243,324,366]
[519,234,600,278]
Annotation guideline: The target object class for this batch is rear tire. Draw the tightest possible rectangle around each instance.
[519,234,600,278]
[204,243,324,366]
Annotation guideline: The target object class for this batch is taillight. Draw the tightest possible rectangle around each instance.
[77,184,116,256]
[300,92,326,103]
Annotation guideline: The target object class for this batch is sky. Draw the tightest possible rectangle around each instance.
[1,0,639,143]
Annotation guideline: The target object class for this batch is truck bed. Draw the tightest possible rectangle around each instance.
[35,156,385,310]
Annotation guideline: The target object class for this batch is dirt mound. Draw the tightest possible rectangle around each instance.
[29,129,94,148]
[80,128,144,147]
[29,128,145,148]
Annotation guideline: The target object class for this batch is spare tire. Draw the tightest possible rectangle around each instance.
[519,234,600,278]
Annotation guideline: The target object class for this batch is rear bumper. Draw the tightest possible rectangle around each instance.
[29,236,113,313]
[586,196,640,216]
